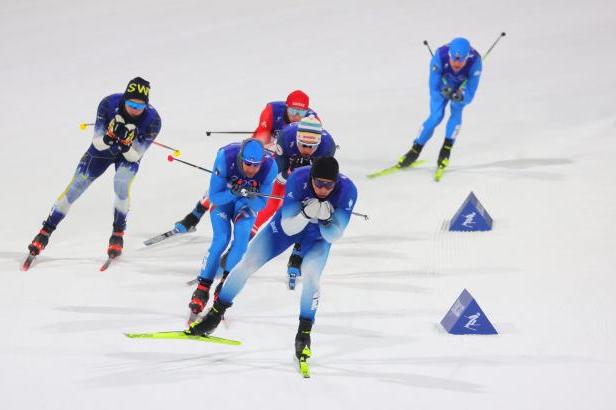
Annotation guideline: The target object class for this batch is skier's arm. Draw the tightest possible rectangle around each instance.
[319,183,357,243]
[122,111,162,162]
[253,103,274,143]
[280,173,310,236]
[462,57,482,105]
[429,53,444,99]
[208,150,235,206]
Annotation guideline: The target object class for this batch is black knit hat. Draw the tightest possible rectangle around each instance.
[124,77,150,104]
[311,156,339,181]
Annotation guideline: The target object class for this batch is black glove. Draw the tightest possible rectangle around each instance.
[295,319,313,359]
[440,86,454,99]
[451,89,464,103]
[289,155,312,172]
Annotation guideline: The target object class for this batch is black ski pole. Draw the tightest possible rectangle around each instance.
[206,131,253,136]
[483,32,506,60]
[423,40,434,57]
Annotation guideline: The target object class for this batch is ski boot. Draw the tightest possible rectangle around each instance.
[398,142,424,168]
[188,278,212,325]
[287,244,303,290]
[435,140,453,182]
[188,299,232,336]
[107,231,124,258]
[294,319,313,359]
[175,200,209,232]
[28,228,51,256]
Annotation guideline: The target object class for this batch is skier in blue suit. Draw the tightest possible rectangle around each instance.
[27,77,161,260]
[399,37,482,169]
[188,157,358,361]
[188,139,278,320]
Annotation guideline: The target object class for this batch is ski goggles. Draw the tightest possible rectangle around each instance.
[243,159,262,168]
[288,107,308,117]
[448,52,469,63]
[312,178,336,189]
[125,100,147,110]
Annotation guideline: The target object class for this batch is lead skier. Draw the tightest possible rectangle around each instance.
[188,157,358,366]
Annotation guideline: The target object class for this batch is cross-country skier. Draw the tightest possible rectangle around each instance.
[251,116,337,289]
[174,89,318,236]
[188,139,277,321]
[398,37,482,171]
[25,77,161,265]
[188,157,357,368]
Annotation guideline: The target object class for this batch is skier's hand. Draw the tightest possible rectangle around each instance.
[289,155,312,171]
[317,200,334,224]
[451,89,464,103]
[440,86,454,100]
[301,198,321,219]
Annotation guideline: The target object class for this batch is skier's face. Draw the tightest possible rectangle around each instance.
[125,98,146,117]
[242,160,261,178]
[298,142,318,156]
[311,177,336,199]
[449,57,467,72]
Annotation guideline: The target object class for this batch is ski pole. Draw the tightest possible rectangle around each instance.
[80,122,181,157]
[422,40,434,57]
[206,131,253,136]
[167,155,215,174]
[483,32,506,60]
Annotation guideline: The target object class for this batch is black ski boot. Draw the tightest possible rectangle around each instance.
[107,231,124,258]
[28,228,52,256]
[438,139,454,167]
[398,142,424,168]
[189,299,232,336]
[175,201,209,232]
[189,278,212,315]
[287,243,303,290]
[295,318,313,359]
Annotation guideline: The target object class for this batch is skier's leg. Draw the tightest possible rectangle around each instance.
[198,205,233,282]
[112,161,139,232]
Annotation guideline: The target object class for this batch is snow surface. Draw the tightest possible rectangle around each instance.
[1,0,615,409]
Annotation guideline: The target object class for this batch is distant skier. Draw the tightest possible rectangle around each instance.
[188,157,358,366]
[25,77,161,266]
[174,90,318,234]
[187,139,277,321]
[251,116,337,288]
[398,37,482,171]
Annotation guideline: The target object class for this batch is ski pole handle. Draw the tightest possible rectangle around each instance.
[423,40,434,57]
[167,155,214,174]
[206,131,253,136]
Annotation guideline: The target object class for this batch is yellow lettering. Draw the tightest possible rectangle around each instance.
[127,83,136,92]
[137,84,150,96]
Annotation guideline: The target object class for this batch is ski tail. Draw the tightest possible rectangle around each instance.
[144,226,196,246]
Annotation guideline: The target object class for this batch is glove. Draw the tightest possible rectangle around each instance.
[450,89,464,103]
[106,114,125,138]
[289,155,312,172]
[229,178,245,196]
[317,200,334,224]
[440,86,454,99]
[300,198,321,219]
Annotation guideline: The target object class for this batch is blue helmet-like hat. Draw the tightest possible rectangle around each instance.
[240,139,265,165]
[448,37,471,61]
